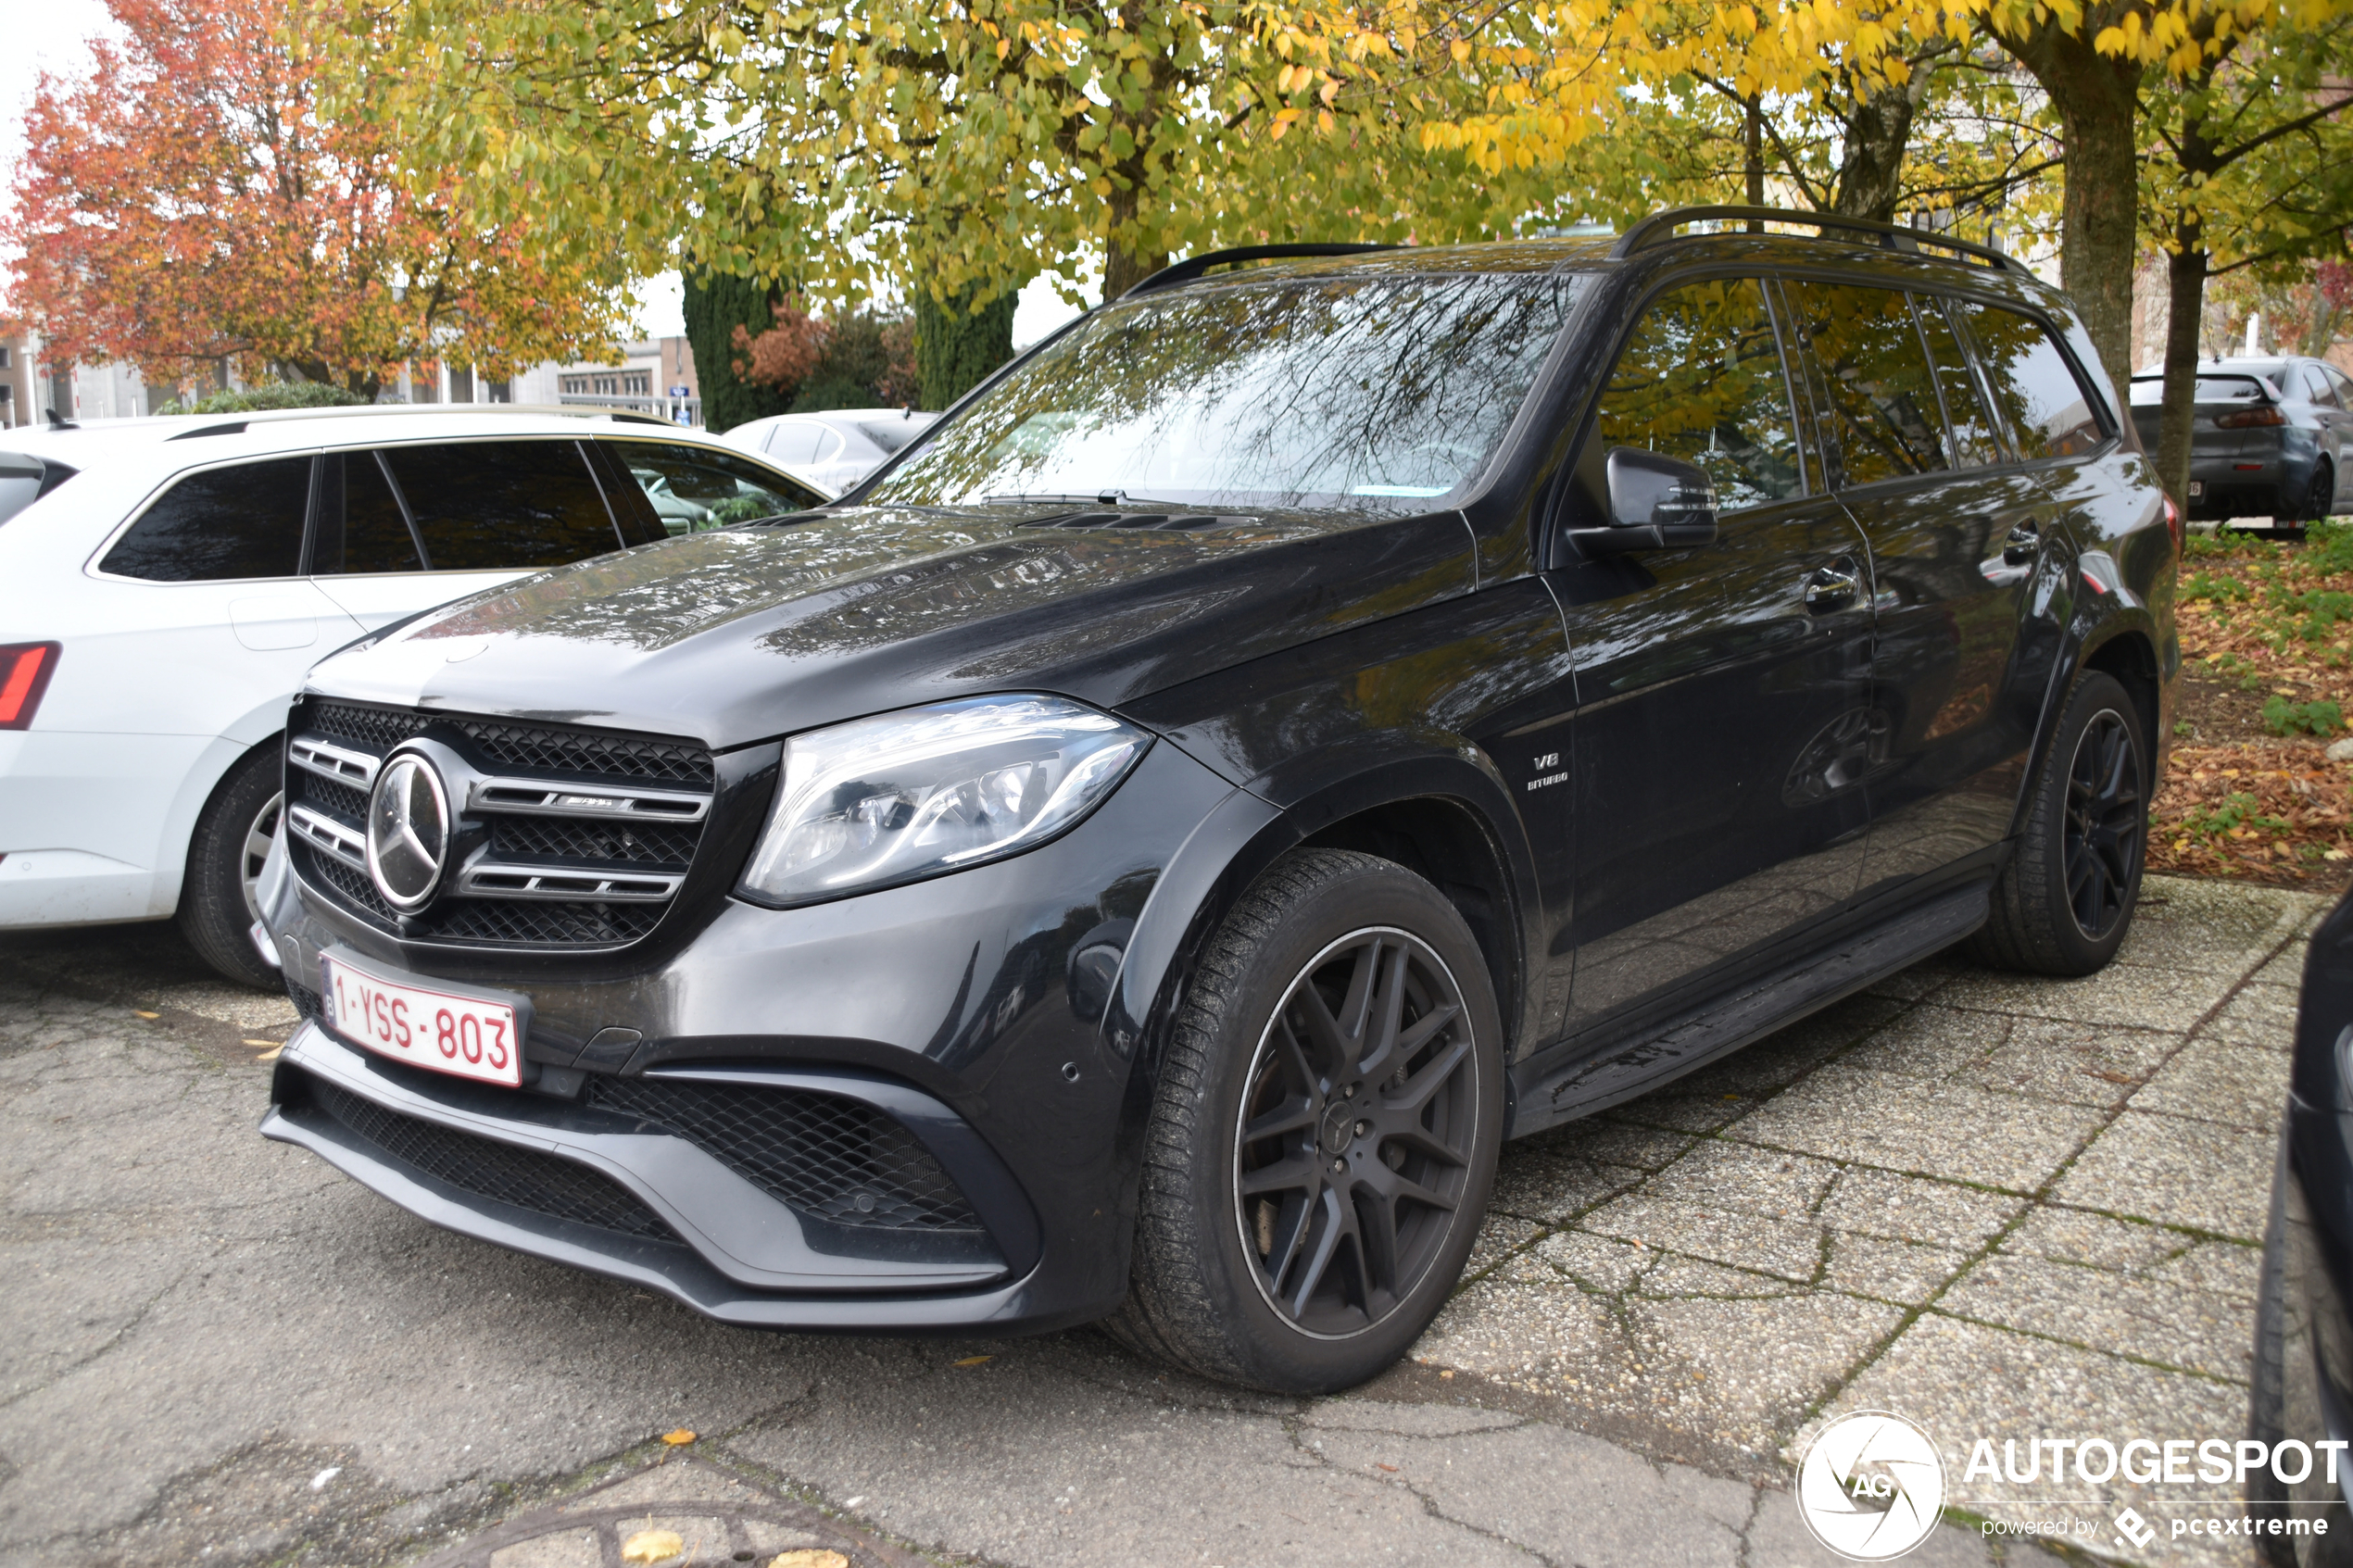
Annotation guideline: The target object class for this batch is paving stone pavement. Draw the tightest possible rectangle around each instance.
[0,874,2323,1567]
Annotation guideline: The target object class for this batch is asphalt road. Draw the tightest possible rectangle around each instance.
[3,877,2310,1568]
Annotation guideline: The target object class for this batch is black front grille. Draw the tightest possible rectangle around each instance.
[434,898,665,946]
[310,702,429,751]
[285,699,715,952]
[493,817,698,867]
[586,1077,983,1234]
[287,980,323,1022]
[457,720,714,788]
[310,1077,678,1242]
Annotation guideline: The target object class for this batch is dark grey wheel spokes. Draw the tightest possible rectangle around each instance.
[1234,927,1478,1338]
[2063,711,2141,939]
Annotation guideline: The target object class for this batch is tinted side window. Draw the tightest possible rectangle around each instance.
[605,441,827,533]
[1597,277,1803,509]
[1915,297,1998,468]
[312,452,423,574]
[1783,281,1947,488]
[2304,366,2338,408]
[1954,302,2108,460]
[763,420,830,466]
[100,457,310,581]
[377,441,621,571]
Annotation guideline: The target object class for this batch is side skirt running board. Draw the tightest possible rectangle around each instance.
[1507,878,1990,1138]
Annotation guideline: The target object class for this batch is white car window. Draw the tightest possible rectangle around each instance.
[99,457,311,581]
[763,420,831,466]
[311,452,424,574]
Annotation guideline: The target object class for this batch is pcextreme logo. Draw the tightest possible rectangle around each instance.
[1796,1411,1948,1562]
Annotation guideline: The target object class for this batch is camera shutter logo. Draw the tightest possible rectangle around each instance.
[366,752,450,910]
[1796,1411,1946,1561]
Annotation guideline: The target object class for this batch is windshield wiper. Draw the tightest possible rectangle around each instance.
[983,491,1198,508]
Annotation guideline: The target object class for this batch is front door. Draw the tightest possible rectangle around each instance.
[1781,280,2069,896]
[1549,274,1877,1044]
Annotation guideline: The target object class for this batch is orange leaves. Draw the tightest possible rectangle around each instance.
[1,0,627,394]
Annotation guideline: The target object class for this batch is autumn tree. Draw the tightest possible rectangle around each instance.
[2,0,630,398]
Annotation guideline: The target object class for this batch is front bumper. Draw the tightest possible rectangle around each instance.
[259,734,1255,1333]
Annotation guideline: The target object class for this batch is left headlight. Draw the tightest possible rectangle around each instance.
[736,694,1151,906]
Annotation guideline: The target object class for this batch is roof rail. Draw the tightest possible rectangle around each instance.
[1124,243,1401,298]
[1611,206,2020,274]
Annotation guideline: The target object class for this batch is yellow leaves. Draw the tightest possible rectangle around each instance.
[951,1354,994,1366]
[1449,37,1471,62]
[621,1531,685,1564]
[661,1428,697,1445]
[767,1552,850,1568]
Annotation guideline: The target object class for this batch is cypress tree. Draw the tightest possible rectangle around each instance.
[681,266,797,433]
[914,283,1020,411]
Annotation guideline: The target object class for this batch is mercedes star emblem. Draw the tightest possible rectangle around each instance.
[367,751,450,910]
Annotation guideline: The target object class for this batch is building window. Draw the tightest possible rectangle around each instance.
[0,346,12,368]
[560,370,651,398]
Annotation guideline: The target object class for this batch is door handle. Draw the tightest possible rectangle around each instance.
[2003,520,2042,566]
[1804,559,1862,612]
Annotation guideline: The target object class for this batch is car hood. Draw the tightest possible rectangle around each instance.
[303,502,1478,749]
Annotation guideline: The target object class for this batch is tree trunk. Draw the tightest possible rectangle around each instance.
[2157,232,2208,510]
[1831,79,1916,224]
[1744,96,1765,207]
[1997,14,2144,388]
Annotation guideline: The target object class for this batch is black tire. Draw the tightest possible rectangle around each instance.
[1969,670,2147,975]
[2293,461,2335,527]
[2249,1124,2295,1563]
[176,744,283,989]
[1105,848,1504,1393]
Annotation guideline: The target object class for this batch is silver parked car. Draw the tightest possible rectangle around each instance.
[2129,356,2353,531]
[719,407,940,493]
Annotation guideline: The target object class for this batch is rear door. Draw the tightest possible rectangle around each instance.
[308,439,644,629]
[1550,274,1878,1039]
[1783,280,2070,894]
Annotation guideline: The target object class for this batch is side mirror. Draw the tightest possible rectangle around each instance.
[1582,447,1719,556]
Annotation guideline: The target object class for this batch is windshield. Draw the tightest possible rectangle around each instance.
[870,272,1579,511]
[2129,375,2274,405]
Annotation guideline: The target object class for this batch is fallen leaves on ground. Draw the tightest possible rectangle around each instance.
[2147,741,2352,884]
[660,1427,696,1446]
[769,1551,849,1568]
[950,1355,993,1367]
[621,1528,686,1563]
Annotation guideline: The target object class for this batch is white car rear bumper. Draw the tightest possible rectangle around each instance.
[0,729,232,927]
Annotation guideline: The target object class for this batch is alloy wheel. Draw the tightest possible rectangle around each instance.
[2063,712,2141,939]
[1232,926,1480,1339]
[239,791,283,925]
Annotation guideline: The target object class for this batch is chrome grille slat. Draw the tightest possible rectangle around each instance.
[284,699,715,951]
[454,863,685,902]
[466,777,710,822]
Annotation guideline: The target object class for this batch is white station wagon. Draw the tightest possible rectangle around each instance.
[0,405,828,985]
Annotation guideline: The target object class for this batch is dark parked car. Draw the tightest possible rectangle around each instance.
[2253,885,2353,1559]
[253,208,2178,1393]
[2129,356,2353,531]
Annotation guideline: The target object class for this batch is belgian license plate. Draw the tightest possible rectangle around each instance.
[320,953,523,1087]
[2188,480,2204,497]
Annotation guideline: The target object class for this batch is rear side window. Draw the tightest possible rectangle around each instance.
[1914,297,1999,468]
[2303,366,2338,408]
[762,420,835,466]
[312,452,423,574]
[376,441,622,571]
[1953,302,2108,460]
[1596,277,1804,509]
[100,457,311,581]
[1782,281,1948,488]
[605,440,828,533]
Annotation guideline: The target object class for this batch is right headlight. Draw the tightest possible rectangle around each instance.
[736,694,1151,906]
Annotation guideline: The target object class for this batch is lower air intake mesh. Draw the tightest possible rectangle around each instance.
[585,1076,983,1234]
[308,1077,677,1243]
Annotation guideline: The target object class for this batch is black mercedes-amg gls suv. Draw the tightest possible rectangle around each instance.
[254,207,2178,1393]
